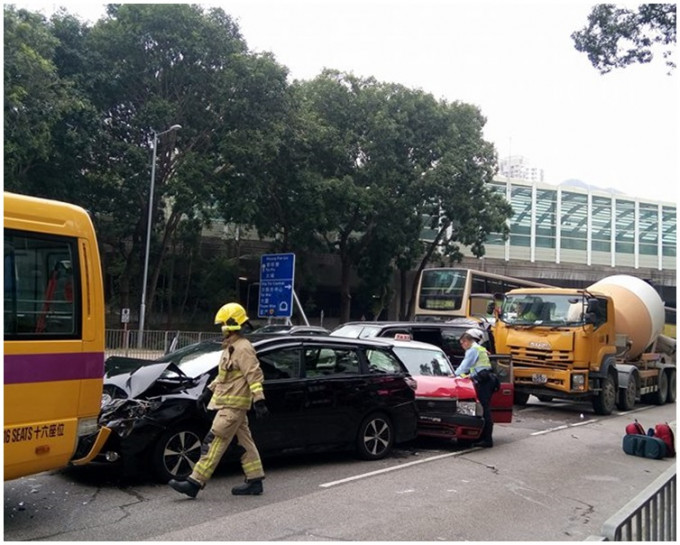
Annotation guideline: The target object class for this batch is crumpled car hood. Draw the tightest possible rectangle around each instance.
[104,357,190,399]
[415,375,478,401]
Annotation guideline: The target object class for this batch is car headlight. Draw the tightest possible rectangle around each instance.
[456,401,482,417]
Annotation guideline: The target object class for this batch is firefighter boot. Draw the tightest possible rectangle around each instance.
[168,477,201,498]
[231,478,263,496]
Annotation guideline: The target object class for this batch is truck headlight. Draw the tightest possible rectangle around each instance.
[572,374,586,391]
[456,401,482,416]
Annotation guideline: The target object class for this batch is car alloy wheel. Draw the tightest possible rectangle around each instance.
[356,413,394,460]
[152,427,203,482]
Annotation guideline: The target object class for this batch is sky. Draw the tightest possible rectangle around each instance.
[14,0,680,204]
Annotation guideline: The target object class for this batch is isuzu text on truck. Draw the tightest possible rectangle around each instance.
[493,275,676,415]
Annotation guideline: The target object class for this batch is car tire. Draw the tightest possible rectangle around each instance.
[355,413,394,461]
[151,426,204,482]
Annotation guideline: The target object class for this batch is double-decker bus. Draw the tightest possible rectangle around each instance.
[413,267,551,322]
[4,192,110,480]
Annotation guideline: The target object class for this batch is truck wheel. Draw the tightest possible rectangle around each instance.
[651,371,669,405]
[616,374,637,411]
[666,370,676,403]
[592,373,616,415]
[514,392,530,406]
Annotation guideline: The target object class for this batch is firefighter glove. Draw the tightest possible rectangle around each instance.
[196,389,212,410]
[253,400,269,419]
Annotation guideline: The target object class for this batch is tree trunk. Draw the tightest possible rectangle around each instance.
[399,267,408,320]
[339,255,352,323]
[406,222,449,318]
[149,208,182,326]
[165,241,176,330]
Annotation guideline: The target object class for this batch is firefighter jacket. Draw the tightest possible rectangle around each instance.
[207,335,265,410]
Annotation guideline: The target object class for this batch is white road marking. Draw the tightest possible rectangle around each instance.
[570,419,599,427]
[531,425,569,436]
[319,405,674,488]
[319,449,476,488]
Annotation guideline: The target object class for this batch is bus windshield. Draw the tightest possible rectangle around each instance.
[418,269,466,312]
[414,267,551,321]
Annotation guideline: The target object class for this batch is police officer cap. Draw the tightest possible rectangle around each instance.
[465,328,484,341]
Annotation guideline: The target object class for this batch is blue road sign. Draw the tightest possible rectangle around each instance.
[258,253,295,318]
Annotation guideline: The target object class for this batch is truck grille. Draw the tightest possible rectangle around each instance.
[509,345,572,369]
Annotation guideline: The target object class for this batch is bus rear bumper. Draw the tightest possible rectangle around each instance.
[70,426,112,466]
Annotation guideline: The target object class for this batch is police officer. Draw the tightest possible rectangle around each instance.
[168,302,269,498]
[454,328,496,448]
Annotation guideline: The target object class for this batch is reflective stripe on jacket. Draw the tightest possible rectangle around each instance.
[207,335,265,410]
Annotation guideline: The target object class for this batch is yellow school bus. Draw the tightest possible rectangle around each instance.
[4,192,110,480]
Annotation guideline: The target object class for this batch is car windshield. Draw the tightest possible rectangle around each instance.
[254,325,291,333]
[392,346,454,377]
[331,324,383,339]
[159,342,223,379]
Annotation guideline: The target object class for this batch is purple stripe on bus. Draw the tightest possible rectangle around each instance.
[4,352,105,384]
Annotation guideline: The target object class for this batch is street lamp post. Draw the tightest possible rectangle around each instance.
[138,124,181,348]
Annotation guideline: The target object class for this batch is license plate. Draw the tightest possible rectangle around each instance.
[532,373,547,384]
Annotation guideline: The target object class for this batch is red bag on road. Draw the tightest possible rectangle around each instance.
[625,419,645,435]
[653,423,675,457]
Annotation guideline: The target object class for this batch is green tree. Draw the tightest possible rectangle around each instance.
[404,102,512,318]
[3,6,95,197]
[262,71,510,322]
[67,4,290,323]
[572,4,676,74]
[290,72,442,322]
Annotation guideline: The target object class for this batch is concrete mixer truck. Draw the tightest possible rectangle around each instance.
[493,275,676,415]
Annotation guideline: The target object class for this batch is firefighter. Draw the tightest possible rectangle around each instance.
[454,329,496,448]
[168,302,269,498]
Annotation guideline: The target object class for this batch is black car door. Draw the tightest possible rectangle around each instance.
[300,342,367,447]
[248,344,306,453]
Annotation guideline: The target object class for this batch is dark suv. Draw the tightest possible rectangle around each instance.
[99,335,419,481]
[331,318,492,366]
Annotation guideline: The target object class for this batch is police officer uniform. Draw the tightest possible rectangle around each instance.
[454,329,495,448]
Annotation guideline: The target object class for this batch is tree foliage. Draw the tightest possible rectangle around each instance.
[572,4,676,74]
[62,4,290,318]
[4,4,512,326]
[3,6,96,198]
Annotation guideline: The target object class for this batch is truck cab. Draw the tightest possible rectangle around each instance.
[494,288,620,414]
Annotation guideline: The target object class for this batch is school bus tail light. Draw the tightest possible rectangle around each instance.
[77,417,99,437]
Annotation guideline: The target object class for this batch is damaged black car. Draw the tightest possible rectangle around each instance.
[98,335,419,482]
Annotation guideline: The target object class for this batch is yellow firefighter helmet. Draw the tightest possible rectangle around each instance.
[214,302,249,333]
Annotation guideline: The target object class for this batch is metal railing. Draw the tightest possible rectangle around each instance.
[588,465,676,541]
[105,329,221,360]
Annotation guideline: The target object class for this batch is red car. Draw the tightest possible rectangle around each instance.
[364,337,513,443]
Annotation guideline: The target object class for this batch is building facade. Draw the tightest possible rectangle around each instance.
[498,155,545,183]
[458,176,677,306]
